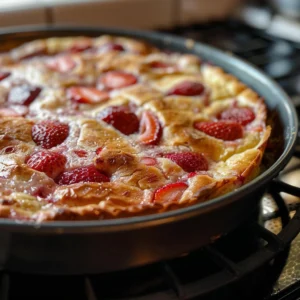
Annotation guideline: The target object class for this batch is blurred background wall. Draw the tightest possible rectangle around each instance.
[0,0,242,29]
[1,0,300,43]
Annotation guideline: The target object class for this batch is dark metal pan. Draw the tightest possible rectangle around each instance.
[0,25,298,275]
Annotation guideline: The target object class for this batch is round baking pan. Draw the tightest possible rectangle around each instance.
[0,25,298,274]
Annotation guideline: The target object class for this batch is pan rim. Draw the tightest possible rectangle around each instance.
[0,24,297,232]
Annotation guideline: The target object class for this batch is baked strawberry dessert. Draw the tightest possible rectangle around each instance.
[0,35,271,222]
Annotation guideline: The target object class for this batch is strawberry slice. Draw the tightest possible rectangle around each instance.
[74,149,87,157]
[219,107,255,126]
[32,120,69,149]
[26,151,66,179]
[99,71,137,90]
[187,172,198,178]
[140,157,157,166]
[3,146,15,154]
[46,55,76,73]
[67,87,109,104]
[95,147,103,155]
[167,81,204,96]
[194,121,243,141]
[0,72,10,81]
[99,106,139,135]
[56,165,109,185]
[7,85,41,106]
[164,152,208,172]
[153,182,188,203]
[100,43,125,52]
[150,61,169,68]
[139,111,162,145]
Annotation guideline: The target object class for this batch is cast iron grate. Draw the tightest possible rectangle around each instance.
[0,21,300,300]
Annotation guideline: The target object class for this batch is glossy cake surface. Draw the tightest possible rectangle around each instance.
[0,35,271,222]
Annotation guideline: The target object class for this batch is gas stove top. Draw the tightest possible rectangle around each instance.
[1,20,300,300]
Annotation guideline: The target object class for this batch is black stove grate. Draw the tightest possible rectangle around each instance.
[1,20,300,300]
[0,185,299,300]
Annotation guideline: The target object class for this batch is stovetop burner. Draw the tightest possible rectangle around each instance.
[1,20,300,300]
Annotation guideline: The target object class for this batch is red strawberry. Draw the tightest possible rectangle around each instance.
[26,151,66,179]
[99,71,137,90]
[167,81,204,96]
[32,186,52,199]
[153,182,188,203]
[69,41,92,53]
[3,146,15,154]
[187,172,198,178]
[164,152,208,172]
[67,87,109,104]
[99,106,139,135]
[46,55,76,73]
[32,120,69,149]
[139,111,162,145]
[56,165,109,185]
[219,107,255,125]
[95,147,102,155]
[101,43,125,52]
[0,72,10,81]
[7,85,41,106]
[74,149,87,157]
[194,121,243,141]
[140,157,157,166]
[150,61,169,68]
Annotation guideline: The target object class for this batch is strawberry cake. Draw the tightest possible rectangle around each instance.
[0,35,271,222]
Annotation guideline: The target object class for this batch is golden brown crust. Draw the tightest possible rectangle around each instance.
[0,117,34,143]
[0,35,272,222]
[201,65,247,100]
